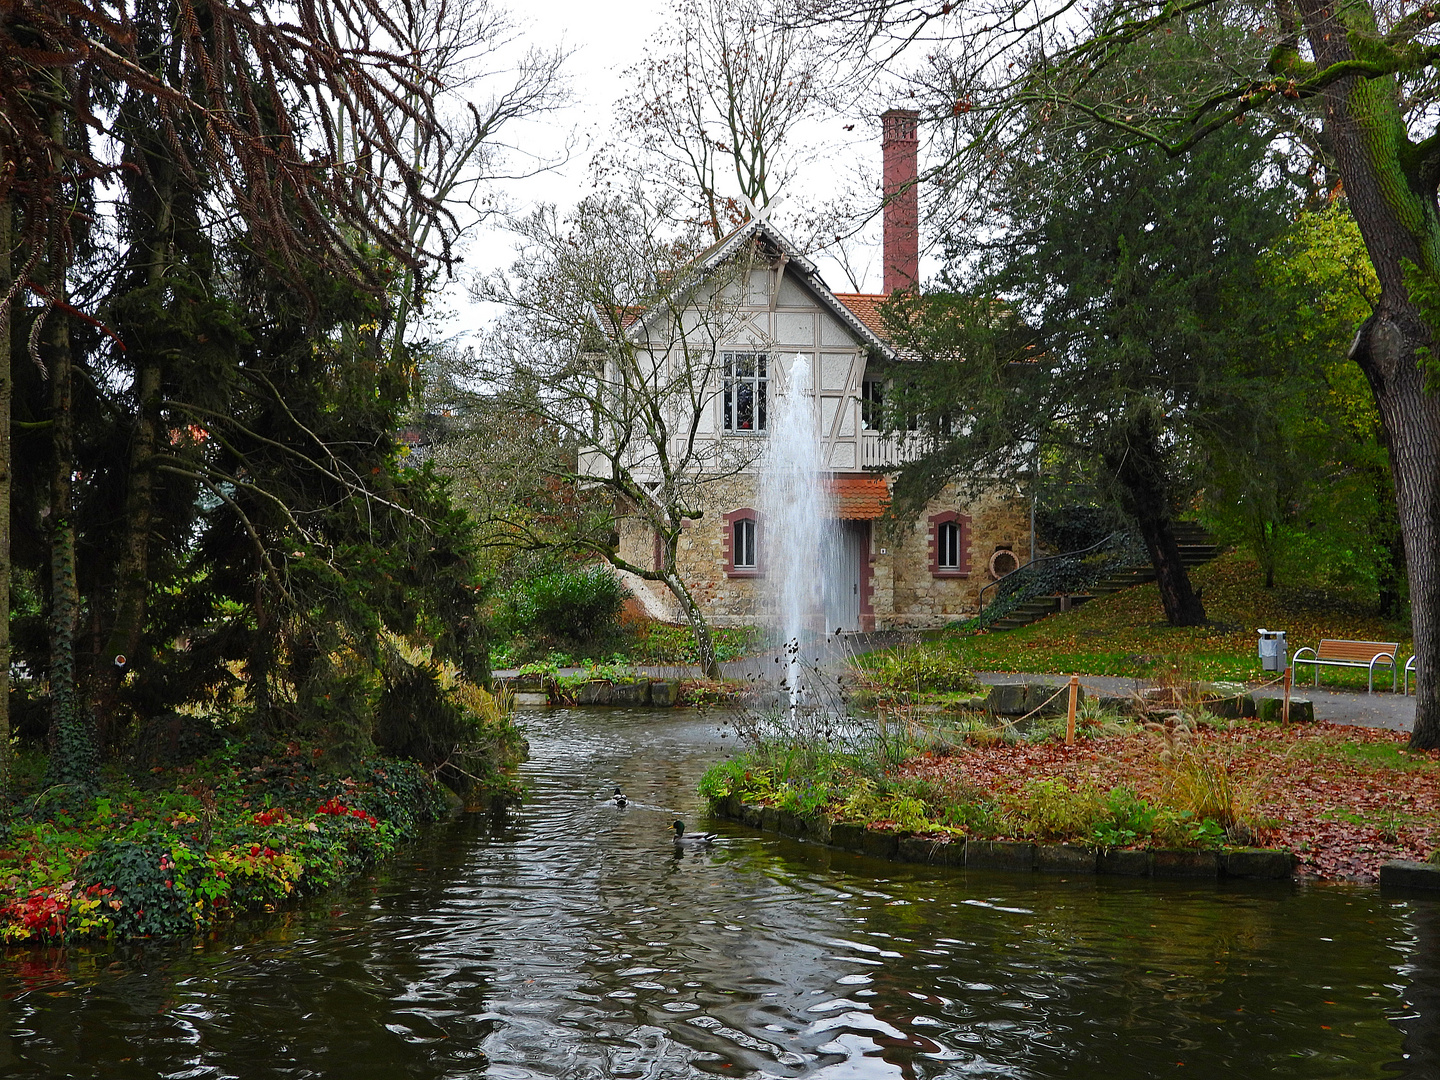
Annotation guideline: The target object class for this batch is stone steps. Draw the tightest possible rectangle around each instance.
[986,524,1222,632]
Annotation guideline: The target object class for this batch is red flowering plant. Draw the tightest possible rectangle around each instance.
[0,750,451,943]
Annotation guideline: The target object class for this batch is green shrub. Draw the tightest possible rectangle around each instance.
[862,645,981,695]
[1090,787,1161,847]
[511,566,630,642]
[1002,779,1107,840]
[78,834,205,938]
[837,778,941,833]
[1,748,459,944]
[699,757,752,802]
[631,624,764,664]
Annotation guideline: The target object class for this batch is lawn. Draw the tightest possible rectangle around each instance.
[934,551,1413,687]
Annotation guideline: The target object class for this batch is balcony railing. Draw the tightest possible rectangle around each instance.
[860,432,922,468]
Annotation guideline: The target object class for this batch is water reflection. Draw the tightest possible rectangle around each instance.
[0,707,1436,1078]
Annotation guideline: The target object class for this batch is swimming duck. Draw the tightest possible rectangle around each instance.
[671,819,716,845]
[612,787,627,808]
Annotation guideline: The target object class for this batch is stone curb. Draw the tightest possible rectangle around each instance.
[712,797,1296,881]
[1380,860,1440,891]
[501,678,682,706]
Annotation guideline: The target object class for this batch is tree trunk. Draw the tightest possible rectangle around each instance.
[1353,316,1440,747]
[95,352,159,732]
[1298,0,1440,745]
[95,100,183,739]
[1101,415,1207,626]
[663,568,722,680]
[96,283,167,738]
[42,295,95,790]
[0,194,12,807]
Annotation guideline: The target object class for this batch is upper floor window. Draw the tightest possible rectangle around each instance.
[723,352,767,432]
[861,379,884,430]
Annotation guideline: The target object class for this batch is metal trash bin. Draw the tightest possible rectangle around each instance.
[1257,628,1288,672]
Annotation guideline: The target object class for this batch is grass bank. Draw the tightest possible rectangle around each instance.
[920,551,1413,687]
[702,701,1440,882]
[0,708,525,944]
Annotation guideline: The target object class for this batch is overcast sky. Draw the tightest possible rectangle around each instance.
[429,0,928,345]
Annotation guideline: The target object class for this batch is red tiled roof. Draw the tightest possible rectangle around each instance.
[833,293,889,342]
[828,474,889,519]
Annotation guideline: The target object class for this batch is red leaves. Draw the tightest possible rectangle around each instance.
[315,799,378,827]
[903,722,1440,881]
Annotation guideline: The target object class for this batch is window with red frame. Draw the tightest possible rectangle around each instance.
[724,508,762,576]
[928,511,970,576]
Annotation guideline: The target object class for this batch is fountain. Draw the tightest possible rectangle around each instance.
[760,354,834,714]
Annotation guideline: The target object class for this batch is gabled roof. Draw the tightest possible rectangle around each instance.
[619,217,897,362]
[832,293,889,342]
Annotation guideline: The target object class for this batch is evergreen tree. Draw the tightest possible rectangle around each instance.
[885,122,1296,625]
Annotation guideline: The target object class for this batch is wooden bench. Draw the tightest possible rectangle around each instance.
[1405,655,1419,697]
[1292,639,1399,693]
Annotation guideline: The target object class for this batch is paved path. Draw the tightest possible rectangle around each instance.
[495,638,1419,733]
[970,671,1417,733]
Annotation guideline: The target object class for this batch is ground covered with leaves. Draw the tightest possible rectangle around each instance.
[898,721,1440,882]
[703,712,1440,884]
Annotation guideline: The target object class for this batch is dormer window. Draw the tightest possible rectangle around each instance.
[723,352,768,432]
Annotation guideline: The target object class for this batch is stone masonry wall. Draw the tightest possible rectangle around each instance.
[615,475,1031,629]
[615,475,768,627]
[880,483,1032,628]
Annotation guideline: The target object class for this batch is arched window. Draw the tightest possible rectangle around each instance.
[724,508,763,577]
[928,511,970,576]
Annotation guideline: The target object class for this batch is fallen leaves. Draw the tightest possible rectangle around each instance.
[902,721,1440,882]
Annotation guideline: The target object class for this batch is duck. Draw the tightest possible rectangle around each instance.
[611,786,627,808]
[671,819,716,845]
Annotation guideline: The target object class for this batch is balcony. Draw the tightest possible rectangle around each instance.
[860,431,924,469]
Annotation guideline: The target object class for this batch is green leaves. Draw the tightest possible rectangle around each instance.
[1,750,451,943]
[1402,257,1440,394]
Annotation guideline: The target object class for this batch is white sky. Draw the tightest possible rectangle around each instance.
[429,0,935,346]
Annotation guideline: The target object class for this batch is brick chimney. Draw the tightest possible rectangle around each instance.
[881,108,920,294]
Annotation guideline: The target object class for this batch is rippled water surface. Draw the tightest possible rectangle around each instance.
[4,707,1440,1078]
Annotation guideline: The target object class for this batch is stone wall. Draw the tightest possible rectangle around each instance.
[881,483,1032,628]
[615,474,1031,630]
[615,475,769,627]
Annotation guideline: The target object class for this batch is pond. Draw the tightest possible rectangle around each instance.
[1,706,1438,1078]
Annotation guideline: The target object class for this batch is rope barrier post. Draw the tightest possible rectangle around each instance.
[1283,665,1292,725]
[1066,675,1079,746]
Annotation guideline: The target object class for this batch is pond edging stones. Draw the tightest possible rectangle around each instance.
[711,797,1296,881]
[504,676,682,707]
[1380,859,1440,891]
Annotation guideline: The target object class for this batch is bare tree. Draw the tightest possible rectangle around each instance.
[475,190,767,678]
[612,0,838,240]
[332,0,568,361]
